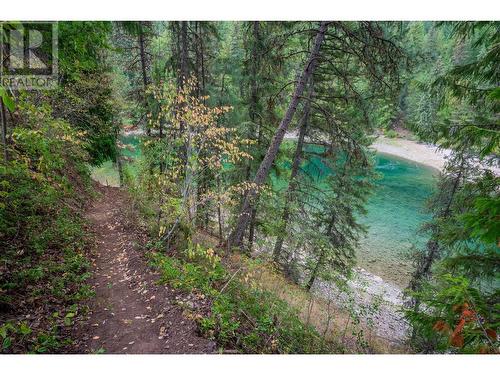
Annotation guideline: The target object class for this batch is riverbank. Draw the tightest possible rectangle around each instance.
[120,130,446,173]
[312,267,410,345]
[371,134,500,176]
[285,130,447,172]
[370,135,447,172]
[90,132,419,347]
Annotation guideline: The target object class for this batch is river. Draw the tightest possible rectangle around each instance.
[357,153,437,288]
[92,135,438,288]
[91,134,439,344]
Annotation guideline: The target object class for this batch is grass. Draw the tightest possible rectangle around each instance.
[228,253,407,353]
[384,129,399,138]
[90,160,121,187]
[148,240,336,353]
[0,207,94,353]
[146,227,408,353]
[195,231,408,353]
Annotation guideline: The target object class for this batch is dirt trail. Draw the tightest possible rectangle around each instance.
[71,184,215,354]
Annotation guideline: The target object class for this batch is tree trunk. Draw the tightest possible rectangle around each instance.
[172,22,182,89]
[273,79,313,262]
[138,25,149,89]
[227,21,329,250]
[1,98,8,162]
[180,21,189,86]
[179,21,190,167]
[194,22,207,100]
[138,23,150,137]
[117,155,124,187]
[246,21,261,252]
[306,248,324,291]
[217,176,224,239]
[249,21,259,124]
[323,299,334,339]
[200,26,206,103]
[247,207,257,251]
[306,218,334,290]
[182,125,195,222]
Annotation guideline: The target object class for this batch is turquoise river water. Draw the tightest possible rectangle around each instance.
[91,136,438,288]
[357,154,437,287]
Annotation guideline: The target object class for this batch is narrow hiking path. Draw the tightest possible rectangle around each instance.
[71,184,215,354]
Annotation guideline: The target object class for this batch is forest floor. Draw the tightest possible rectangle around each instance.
[70,183,216,354]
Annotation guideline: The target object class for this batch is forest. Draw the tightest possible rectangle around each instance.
[0,21,498,355]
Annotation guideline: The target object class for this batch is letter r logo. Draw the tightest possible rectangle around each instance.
[1,22,58,90]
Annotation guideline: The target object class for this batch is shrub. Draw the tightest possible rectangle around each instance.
[385,129,398,138]
[0,100,93,353]
[405,274,499,353]
[149,243,333,353]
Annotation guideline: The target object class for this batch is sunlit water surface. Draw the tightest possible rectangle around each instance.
[357,154,437,287]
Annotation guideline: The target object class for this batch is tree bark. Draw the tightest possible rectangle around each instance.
[227,21,329,250]
[247,207,257,251]
[249,21,259,124]
[172,22,182,89]
[116,149,124,187]
[306,248,324,291]
[137,23,151,137]
[177,21,190,179]
[306,220,334,291]
[1,98,8,162]
[273,79,313,262]
[138,25,149,89]
[200,27,206,102]
[246,21,261,252]
[217,176,224,239]
[180,21,189,86]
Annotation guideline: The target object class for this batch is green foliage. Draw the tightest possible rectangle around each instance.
[0,96,94,353]
[0,302,82,353]
[0,21,152,354]
[460,195,500,245]
[149,242,225,295]
[0,101,89,241]
[12,312,77,353]
[0,86,15,112]
[149,245,333,353]
[406,274,499,353]
[53,21,118,165]
[58,22,112,79]
[405,22,499,354]
[201,286,330,353]
[385,129,398,138]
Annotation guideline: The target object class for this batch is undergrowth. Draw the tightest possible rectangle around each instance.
[148,241,336,353]
[0,102,95,353]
